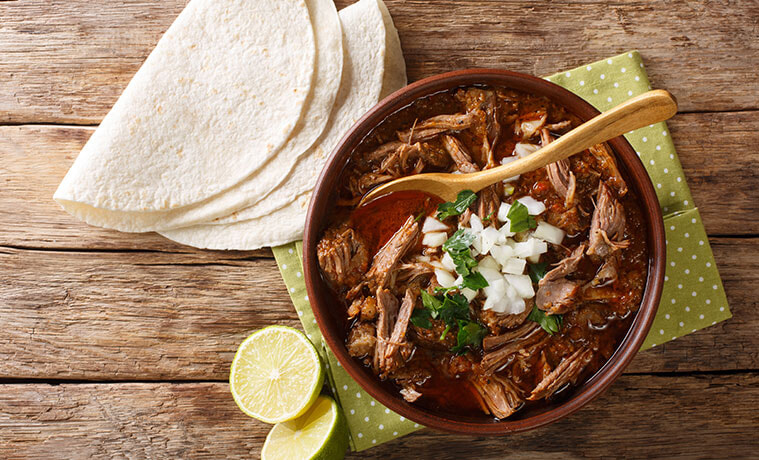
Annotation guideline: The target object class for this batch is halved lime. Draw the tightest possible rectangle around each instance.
[262,395,349,460]
[230,326,324,424]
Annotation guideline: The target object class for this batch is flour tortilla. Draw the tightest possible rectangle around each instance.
[54,0,316,228]
[161,0,408,250]
[211,0,406,225]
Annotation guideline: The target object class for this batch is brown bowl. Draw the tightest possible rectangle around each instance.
[303,69,665,435]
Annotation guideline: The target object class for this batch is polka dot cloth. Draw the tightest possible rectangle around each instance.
[546,50,730,350]
[272,51,731,451]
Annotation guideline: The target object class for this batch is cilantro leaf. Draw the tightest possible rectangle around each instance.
[433,286,457,294]
[420,290,443,318]
[436,190,477,220]
[528,305,563,335]
[438,293,470,325]
[410,308,432,329]
[442,229,475,252]
[507,200,537,233]
[528,262,548,284]
[461,271,489,290]
[450,320,487,355]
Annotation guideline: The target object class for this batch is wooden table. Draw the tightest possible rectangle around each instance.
[2,1,758,458]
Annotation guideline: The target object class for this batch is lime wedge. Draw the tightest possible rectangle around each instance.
[230,326,324,424]
[262,395,349,460]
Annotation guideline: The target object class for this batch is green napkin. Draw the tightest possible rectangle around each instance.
[272,50,730,451]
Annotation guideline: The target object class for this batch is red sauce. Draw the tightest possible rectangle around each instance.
[349,191,443,255]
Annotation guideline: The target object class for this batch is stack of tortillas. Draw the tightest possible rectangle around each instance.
[54,0,406,250]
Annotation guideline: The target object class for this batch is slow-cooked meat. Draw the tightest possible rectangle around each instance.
[588,143,627,196]
[592,254,619,287]
[397,113,477,143]
[587,182,629,259]
[528,347,593,400]
[536,278,582,315]
[365,215,420,290]
[442,135,479,173]
[381,289,416,373]
[480,325,548,374]
[396,260,436,283]
[482,321,541,352]
[541,129,576,207]
[543,243,587,282]
[348,296,378,321]
[319,84,648,419]
[478,304,532,336]
[374,288,399,373]
[477,183,502,223]
[317,224,369,288]
[347,322,376,360]
[472,373,524,419]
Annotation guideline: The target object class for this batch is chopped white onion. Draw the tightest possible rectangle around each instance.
[430,260,446,270]
[507,296,527,315]
[505,274,535,298]
[517,196,546,215]
[483,277,508,298]
[527,254,542,264]
[499,156,521,182]
[533,221,565,245]
[497,202,512,223]
[469,214,484,233]
[415,255,431,263]
[501,257,527,275]
[514,142,540,157]
[435,269,457,288]
[513,238,548,259]
[441,252,457,272]
[478,267,503,283]
[477,255,499,271]
[422,217,448,233]
[498,222,515,238]
[461,287,478,302]
[422,231,447,247]
[490,244,514,267]
[480,227,501,254]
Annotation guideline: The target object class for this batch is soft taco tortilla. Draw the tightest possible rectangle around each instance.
[161,0,407,250]
[211,0,406,225]
[54,0,318,229]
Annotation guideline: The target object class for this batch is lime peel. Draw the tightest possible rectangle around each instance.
[262,395,349,460]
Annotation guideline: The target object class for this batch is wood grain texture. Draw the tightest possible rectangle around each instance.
[1,111,757,257]
[1,237,756,380]
[1,374,757,459]
[2,0,759,125]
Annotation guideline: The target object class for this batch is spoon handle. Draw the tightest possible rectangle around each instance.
[463,89,678,192]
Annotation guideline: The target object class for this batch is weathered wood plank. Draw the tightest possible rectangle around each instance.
[1,374,757,459]
[1,237,756,380]
[1,111,757,255]
[1,0,758,125]
[0,248,297,380]
[0,124,270,254]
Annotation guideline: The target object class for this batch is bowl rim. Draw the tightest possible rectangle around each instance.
[303,68,665,435]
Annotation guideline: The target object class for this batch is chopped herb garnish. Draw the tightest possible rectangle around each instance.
[442,229,475,252]
[410,307,432,329]
[451,320,487,355]
[507,200,537,233]
[442,229,478,276]
[413,211,426,223]
[528,262,548,284]
[420,290,443,313]
[482,210,495,222]
[528,305,563,335]
[461,271,489,290]
[436,190,477,220]
[439,324,451,340]
[438,293,470,324]
[433,285,457,294]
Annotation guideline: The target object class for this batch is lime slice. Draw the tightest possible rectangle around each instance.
[230,326,323,424]
[262,395,349,460]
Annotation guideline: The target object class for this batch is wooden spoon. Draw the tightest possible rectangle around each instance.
[359,89,677,205]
